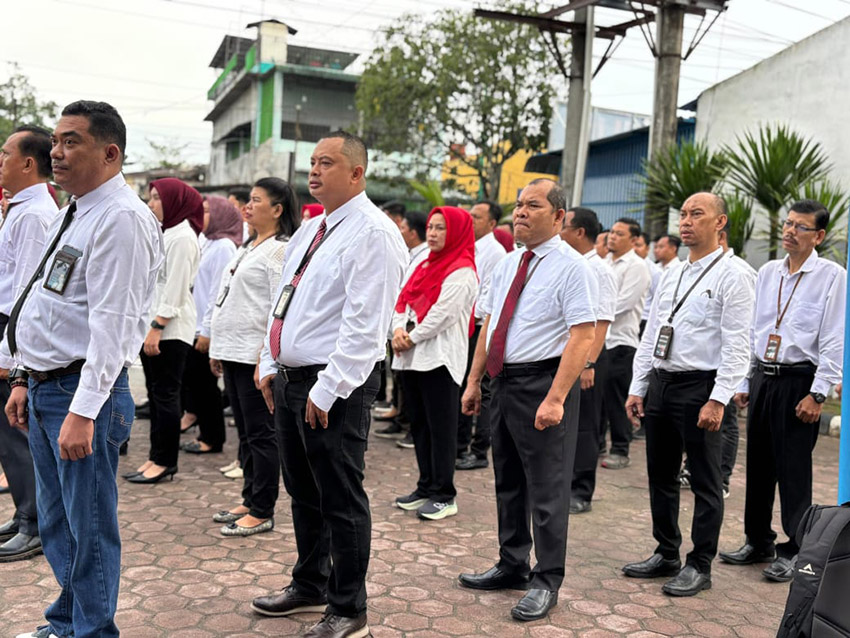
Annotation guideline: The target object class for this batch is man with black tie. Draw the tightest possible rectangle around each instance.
[720,199,845,582]
[253,131,406,638]
[624,192,754,597]
[458,178,596,622]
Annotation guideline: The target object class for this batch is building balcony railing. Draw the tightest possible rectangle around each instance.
[207,44,257,101]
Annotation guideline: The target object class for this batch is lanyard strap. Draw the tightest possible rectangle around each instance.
[775,272,804,330]
[667,250,726,323]
[292,217,344,283]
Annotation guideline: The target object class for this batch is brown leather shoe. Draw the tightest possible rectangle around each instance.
[250,585,327,617]
[304,613,369,638]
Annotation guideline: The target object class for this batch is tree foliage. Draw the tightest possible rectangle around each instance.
[0,64,59,142]
[641,140,727,216]
[356,3,559,200]
[145,137,191,171]
[790,179,848,261]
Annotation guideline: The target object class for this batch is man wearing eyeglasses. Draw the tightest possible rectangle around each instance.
[720,199,846,583]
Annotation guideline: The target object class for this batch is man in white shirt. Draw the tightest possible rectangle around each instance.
[457,200,507,471]
[624,192,754,597]
[458,179,596,622]
[0,125,57,563]
[253,131,406,638]
[720,200,845,583]
[4,101,164,638]
[559,206,616,514]
[602,217,651,469]
[636,231,662,336]
[654,234,682,270]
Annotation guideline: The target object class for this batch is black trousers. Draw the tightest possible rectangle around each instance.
[604,345,636,457]
[457,326,492,460]
[222,361,279,519]
[491,368,580,591]
[744,369,819,559]
[720,402,739,487]
[0,380,38,535]
[141,340,190,468]
[644,369,723,573]
[572,347,610,502]
[277,364,380,617]
[403,367,459,502]
[181,339,225,449]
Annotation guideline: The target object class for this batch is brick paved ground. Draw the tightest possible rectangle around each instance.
[0,366,840,637]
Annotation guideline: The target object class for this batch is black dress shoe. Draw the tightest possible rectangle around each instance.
[763,556,796,582]
[251,585,327,617]
[304,612,369,638]
[0,533,43,562]
[456,454,488,470]
[661,565,711,596]
[134,401,150,419]
[623,553,682,578]
[0,518,20,543]
[458,565,530,591]
[120,470,142,479]
[511,589,558,622]
[125,466,177,484]
[570,497,592,514]
[181,441,222,454]
[719,543,777,565]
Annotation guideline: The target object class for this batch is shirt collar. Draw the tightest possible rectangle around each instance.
[475,231,496,249]
[72,173,127,218]
[8,182,50,205]
[529,234,562,259]
[410,242,428,258]
[781,250,819,275]
[685,246,724,271]
[323,190,367,228]
[583,248,598,260]
[611,248,635,263]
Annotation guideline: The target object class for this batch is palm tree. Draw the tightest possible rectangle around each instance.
[724,193,755,259]
[723,125,831,260]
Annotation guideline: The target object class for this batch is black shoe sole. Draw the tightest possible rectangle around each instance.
[622,565,682,579]
[250,602,327,617]
[662,579,711,597]
[718,553,776,566]
[458,577,530,591]
[511,603,557,622]
[0,545,43,562]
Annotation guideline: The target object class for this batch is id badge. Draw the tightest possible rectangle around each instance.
[43,245,81,295]
[215,284,230,307]
[272,284,296,320]
[653,325,674,360]
[764,333,782,362]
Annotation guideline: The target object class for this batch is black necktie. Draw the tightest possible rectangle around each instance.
[7,202,77,355]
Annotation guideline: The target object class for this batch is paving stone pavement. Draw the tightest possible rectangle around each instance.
[0,366,840,637]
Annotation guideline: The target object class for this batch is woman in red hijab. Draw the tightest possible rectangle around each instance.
[301,203,324,220]
[126,178,201,484]
[391,206,478,521]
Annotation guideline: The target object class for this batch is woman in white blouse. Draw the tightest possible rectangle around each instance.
[207,177,299,537]
[392,206,478,521]
[180,196,243,454]
[125,178,201,484]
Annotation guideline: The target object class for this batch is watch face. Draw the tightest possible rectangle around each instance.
[812,393,827,404]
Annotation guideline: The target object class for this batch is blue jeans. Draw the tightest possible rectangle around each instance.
[27,369,133,638]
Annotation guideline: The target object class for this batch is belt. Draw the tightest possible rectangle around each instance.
[498,358,561,378]
[654,368,716,383]
[275,363,326,383]
[26,359,86,382]
[756,360,816,377]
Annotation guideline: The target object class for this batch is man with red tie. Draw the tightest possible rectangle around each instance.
[458,178,596,622]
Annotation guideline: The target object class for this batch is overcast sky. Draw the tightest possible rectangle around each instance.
[3,0,849,167]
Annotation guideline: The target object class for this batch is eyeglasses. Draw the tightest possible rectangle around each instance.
[782,219,818,233]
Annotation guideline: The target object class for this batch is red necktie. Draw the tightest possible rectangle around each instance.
[269,219,327,361]
[486,250,534,378]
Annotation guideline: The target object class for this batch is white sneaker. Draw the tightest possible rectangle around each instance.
[416,500,458,521]
[224,466,243,479]
[219,460,239,473]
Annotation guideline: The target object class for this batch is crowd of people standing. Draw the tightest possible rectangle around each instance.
[0,100,845,638]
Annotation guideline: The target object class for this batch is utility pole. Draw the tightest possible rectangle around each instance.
[559,8,588,206]
[647,2,685,237]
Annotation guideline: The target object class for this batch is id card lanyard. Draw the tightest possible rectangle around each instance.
[653,250,726,360]
[215,235,275,307]
[763,271,804,362]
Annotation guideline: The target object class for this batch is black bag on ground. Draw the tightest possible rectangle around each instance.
[776,502,850,638]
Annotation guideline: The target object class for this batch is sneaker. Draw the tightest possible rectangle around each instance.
[396,432,414,449]
[224,467,244,479]
[374,421,405,440]
[679,468,691,488]
[219,459,240,473]
[16,627,59,638]
[723,485,730,499]
[417,500,458,521]
[395,492,428,511]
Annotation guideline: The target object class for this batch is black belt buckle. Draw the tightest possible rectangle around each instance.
[761,363,780,376]
[277,365,294,383]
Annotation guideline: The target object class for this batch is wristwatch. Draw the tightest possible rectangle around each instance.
[9,368,29,389]
[584,361,596,370]
[810,392,827,404]
[150,319,166,330]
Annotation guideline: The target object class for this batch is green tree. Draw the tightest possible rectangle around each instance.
[724,192,755,258]
[144,137,191,170]
[356,3,558,201]
[0,63,59,142]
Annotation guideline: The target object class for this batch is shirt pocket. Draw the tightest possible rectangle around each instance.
[304,253,342,297]
[681,295,721,328]
[516,284,553,321]
[788,301,821,331]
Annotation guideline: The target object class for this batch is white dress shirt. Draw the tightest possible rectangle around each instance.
[391,268,478,384]
[479,235,597,364]
[641,258,663,321]
[724,247,757,287]
[606,248,651,349]
[152,219,199,345]
[584,249,617,323]
[259,191,407,412]
[193,237,237,335]
[403,242,429,286]
[473,232,507,321]
[207,237,287,364]
[0,183,58,316]
[0,173,164,418]
[629,246,755,405]
[740,251,845,396]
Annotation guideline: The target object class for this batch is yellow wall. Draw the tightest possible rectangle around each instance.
[441,148,553,205]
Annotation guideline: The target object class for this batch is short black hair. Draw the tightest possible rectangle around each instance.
[615,217,641,238]
[567,206,601,242]
[228,188,250,206]
[253,177,300,239]
[403,210,427,241]
[639,231,650,245]
[13,125,52,178]
[527,178,566,213]
[656,234,682,250]
[61,100,126,158]
[382,200,406,218]
[320,130,368,173]
[476,200,503,224]
[789,199,830,231]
